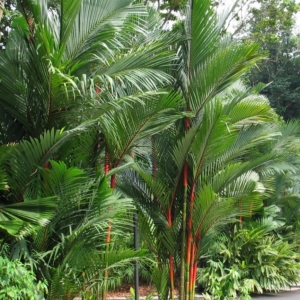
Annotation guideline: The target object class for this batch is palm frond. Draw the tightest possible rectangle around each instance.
[189,42,265,116]
[4,123,94,201]
[100,92,185,165]
[0,197,58,225]
[186,0,219,70]
[64,0,145,72]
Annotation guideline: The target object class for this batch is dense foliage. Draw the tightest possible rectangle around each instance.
[232,0,300,120]
[1,0,300,299]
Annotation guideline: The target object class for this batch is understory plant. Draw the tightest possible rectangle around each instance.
[0,127,149,299]
[128,287,154,300]
[198,208,300,299]
[0,249,47,300]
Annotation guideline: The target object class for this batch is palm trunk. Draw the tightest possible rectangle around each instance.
[152,136,175,299]
[189,244,195,300]
[105,149,110,175]
[180,106,191,299]
[189,233,200,300]
[191,261,198,299]
[187,185,195,300]
[169,251,175,300]
[166,206,175,300]
[180,161,188,300]
[193,233,201,297]
[103,149,111,300]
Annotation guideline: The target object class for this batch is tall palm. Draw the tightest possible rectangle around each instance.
[118,1,286,299]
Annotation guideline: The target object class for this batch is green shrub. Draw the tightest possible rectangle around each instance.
[0,256,47,300]
[198,219,300,299]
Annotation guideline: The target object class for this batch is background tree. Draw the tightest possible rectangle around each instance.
[229,0,300,120]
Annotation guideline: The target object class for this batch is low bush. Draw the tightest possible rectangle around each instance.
[0,255,47,300]
[198,217,300,299]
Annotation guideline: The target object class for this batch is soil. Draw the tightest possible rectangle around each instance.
[106,283,157,298]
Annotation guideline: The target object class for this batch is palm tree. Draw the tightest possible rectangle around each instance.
[118,1,286,299]
[0,124,150,299]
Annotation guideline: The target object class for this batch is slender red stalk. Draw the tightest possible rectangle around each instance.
[103,148,111,300]
[186,184,195,300]
[104,149,110,174]
[183,162,188,187]
[180,160,189,300]
[169,254,175,300]
[95,87,101,94]
[189,243,195,298]
[188,192,196,298]
[191,234,201,298]
[106,173,116,243]
[191,261,198,298]
[66,291,70,300]
[110,174,116,188]
[152,136,157,179]
[106,227,112,243]
[185,108,191,130]
[166,207,175,299]
[180,111,192,300]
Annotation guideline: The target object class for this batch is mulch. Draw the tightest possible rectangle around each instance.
[106,283,157,298]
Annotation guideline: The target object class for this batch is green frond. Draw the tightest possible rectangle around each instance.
[192,185,237,237]
[63,0,145,71]
[189,42,265,115]
[4,123,94,201]
[0,146,11,190]
[226,95,273,125]
[192,184,263,247]
[0,197,58,225]
[186,0,219,69]
[0,170,8,191]
[188,101,235,180]
[219,125,280,162]
[100,92,184,165]
[0,220,36,238]
[211,158,270,195]
[59,0,83,51]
